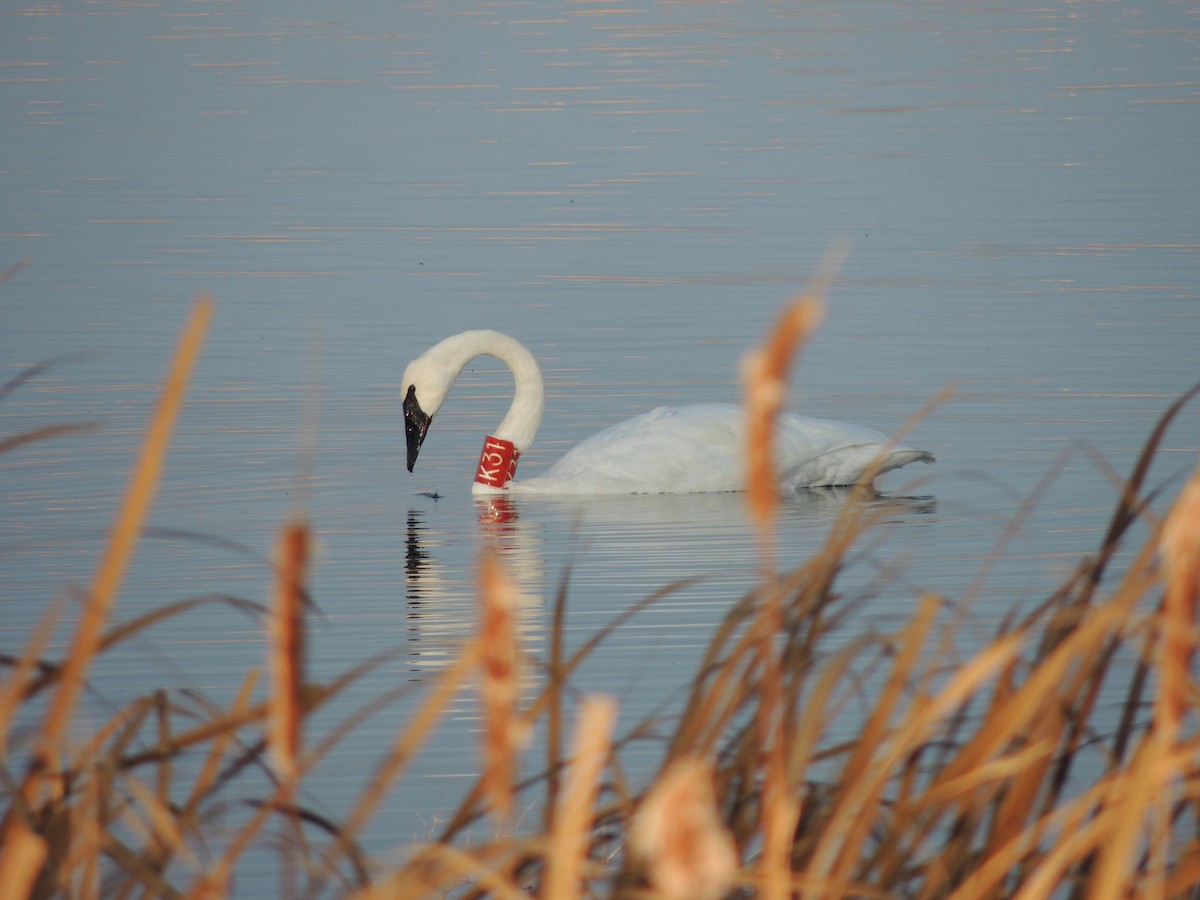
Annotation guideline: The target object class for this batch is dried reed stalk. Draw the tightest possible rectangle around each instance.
[0,420,102,457]
[630,756,738,900]
[121,773,191,870]
[929,569,1157,897]
[0,295,210,897]
[810,627,1024,893]
[183,670,259,815]
[478,548,528,827]
[76,764,102,900]
[0,602,60,758]
[335,643,481,853]
[740,275,831,898]
[0,819,47,898]
[758,727,798,900]
[1073,459,1200,895]
[933,596,1136,795]
[1156,456,1200,742]
[32,296,212,800]
[269,520,309,783]
[369,842,531,900]
[838,596,939,795]
[541,695,617,900]
[544,571,571,832]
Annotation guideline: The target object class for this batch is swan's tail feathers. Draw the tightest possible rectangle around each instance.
[883,448,936,472]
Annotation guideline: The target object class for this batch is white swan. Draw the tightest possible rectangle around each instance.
[402,330,934,495]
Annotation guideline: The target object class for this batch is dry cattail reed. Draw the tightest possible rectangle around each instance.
[542,694,617,900]
[1157,456,1200,741]
[478,548,528,827]
[1074,457,1200,894]
[810,626,1023,892]
[26,295,212,812]
[740,277,832,898]
[741,294,825,546]
[629,756,738,900]
[269,520,309,783]
[0,819,47,899]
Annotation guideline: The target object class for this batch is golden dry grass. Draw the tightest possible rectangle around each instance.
[2,290,1200,898]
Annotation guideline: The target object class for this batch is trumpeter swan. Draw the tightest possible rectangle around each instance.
[402,330,933,495]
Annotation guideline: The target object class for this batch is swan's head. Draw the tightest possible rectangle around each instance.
[401,352,454,473]
[401,329,545,475]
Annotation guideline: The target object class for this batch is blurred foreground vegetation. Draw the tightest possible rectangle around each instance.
[3,292,1200,899]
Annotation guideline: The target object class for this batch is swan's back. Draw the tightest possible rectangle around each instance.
[510,403,932,495]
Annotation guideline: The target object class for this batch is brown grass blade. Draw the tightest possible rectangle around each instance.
[77,763,102,900]
[369,843,531,900]
[121,773,192,868]
[0,599,61,758]
[657,587,762,762]
[839,595,940,801]
[1081,380,1200,603]
[914,738,1056,812]
[183,670,259,816]
[541,694,617,900]
[0,420,101,456]
[949,775,1111,900]
[35,295,213,783]
[1025,758,1160,898]
[1072,462,1200,896]
[0,352,92,404]
[933,598,1135,794]
[756,586,797,900]
[1156,456,1200,743]
[544,564,572,832]
[13,595,263,703]
[810,630,1024,892]
[337,642,481,851]
[0,819,48,898]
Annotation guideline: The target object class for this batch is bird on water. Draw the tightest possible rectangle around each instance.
[402,330,934,496]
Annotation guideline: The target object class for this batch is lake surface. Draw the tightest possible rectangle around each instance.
[3,0,1198,889]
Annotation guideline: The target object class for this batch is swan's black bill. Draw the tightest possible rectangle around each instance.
[403,385,431,472]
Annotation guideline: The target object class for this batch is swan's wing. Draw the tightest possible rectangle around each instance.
[776,414,934,487]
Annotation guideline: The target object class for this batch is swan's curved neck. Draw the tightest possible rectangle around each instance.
[439,330,545,452]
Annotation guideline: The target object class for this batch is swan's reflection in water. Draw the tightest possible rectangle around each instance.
[401,488,936,679]
[401,500,546,678]
[401,509,459,674]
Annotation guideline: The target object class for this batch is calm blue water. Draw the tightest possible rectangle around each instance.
[3,0,1198,890]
